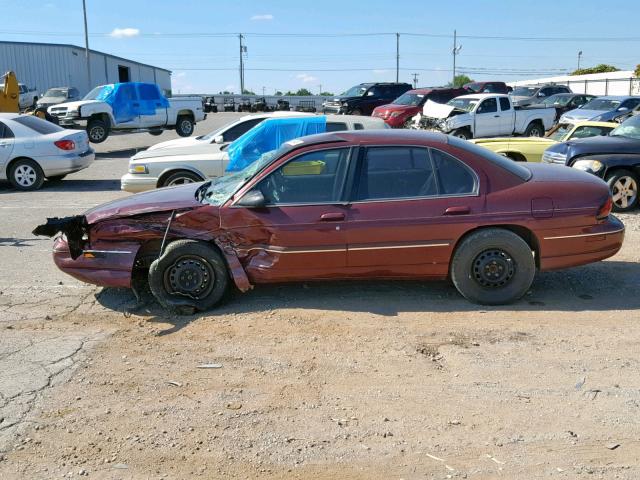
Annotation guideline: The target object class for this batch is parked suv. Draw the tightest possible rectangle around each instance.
[510,84,572,107]
[322,82,412,116]
[372,87,466,128]
[463,81,511,94]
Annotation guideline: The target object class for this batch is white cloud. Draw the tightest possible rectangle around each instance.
[250,14,274,21]
[296,73,317,84]
[109,28,140,39]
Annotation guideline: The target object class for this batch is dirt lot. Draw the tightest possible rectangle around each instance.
[1,116,640,479]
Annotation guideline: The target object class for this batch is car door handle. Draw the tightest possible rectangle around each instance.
[444,206,470,216]
[493,115,500,118]
[319,212,345,221]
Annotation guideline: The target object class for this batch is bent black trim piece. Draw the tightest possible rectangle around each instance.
[32,215,88,260]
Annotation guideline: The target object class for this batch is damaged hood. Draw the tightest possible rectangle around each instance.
[85,183,203,224]
[422,100,457,119]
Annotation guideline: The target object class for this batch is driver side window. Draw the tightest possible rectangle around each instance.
[477,98,497,114]
[258,148,351,205]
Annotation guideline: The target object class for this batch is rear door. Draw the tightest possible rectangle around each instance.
[137,84,167,128]
[0,121,15,171]
[345,146,483,277]
[474,97,502,137]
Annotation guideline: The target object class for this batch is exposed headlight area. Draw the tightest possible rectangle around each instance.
[542,151,567,164]
[572,159,604,175]
[128,164,149,174]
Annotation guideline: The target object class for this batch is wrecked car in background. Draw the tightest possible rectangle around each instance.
[34,130,623,313]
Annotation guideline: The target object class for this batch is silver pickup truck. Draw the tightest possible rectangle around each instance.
[48,82,205,143]
[413,93,556,140]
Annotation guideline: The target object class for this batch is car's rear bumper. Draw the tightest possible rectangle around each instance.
[53,237,140,288]
[41,149,95,177]
[538,215,625,271]
[120,173,158,193]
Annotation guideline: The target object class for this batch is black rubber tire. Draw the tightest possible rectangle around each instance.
[451,128,472,140]
[160,170,203,188]
[148,240,229,313]
[524,122,544,137]
[47,174,67,182]
[8,158,45,191]
[175,115,195,137]
[451,228,535,305]
[350,108,362,116]
[87,119,109,143]
[149,130,163,136]
[606,169,639,212]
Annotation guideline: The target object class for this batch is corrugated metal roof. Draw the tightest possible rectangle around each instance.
[0,40,171,74]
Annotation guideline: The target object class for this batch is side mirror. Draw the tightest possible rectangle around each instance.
[213,134,224,144]
[236,189,266,208]
[537,92,546,98]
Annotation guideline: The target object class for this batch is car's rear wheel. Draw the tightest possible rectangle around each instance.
[176,116,195,137]
[9,158,45,191]
[524,122,544,137]
[160,170,203,188]
[148,240,229,313]
[451,228,535,305]
[607,169,639,212]
[149,130,163,136]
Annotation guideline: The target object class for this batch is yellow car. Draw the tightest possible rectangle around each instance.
[470,121,618,162]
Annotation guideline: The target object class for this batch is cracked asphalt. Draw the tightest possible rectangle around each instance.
[1,115,640,479]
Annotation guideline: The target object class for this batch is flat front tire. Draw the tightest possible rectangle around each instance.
[451,228,535,305]
[148,240,229,313]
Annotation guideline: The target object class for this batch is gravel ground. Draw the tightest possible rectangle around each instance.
[1,116,639,479]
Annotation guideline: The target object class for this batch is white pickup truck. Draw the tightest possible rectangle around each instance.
[413,93,556,140]
[48,82,205,143]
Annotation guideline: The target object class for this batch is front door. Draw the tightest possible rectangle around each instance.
[221,147,353,282]
[0,121,15,171]
[346,146,484,278]
[136,84,167,128]
[474,97,502,137]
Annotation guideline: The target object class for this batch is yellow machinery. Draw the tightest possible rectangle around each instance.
[1,71,20,113]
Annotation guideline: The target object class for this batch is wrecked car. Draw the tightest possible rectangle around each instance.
[34,130,624,313]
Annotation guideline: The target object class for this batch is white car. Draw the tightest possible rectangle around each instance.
[0,113,94,191]
[121,114,386,192]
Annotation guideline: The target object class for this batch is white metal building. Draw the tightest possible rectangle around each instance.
[509,71,640,96]
[0,41,172,97]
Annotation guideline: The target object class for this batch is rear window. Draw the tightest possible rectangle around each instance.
[448,136,532,182]
[12,116,64,135]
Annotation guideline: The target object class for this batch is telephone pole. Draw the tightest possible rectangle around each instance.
[82,0,91,92]
[239,34,246,94]
[577,51,583,71]
[452,29,462,85]
[395,33,400,82]
[411,73,419,88]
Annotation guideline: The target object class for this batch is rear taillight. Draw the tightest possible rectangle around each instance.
[54,140,76,151]
[596,196,613,220]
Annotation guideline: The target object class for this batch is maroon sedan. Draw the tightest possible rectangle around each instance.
[35,131,624,312]
[372,88,465,128]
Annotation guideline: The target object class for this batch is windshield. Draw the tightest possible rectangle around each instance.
[610,115,640,140]
[340,85,367,97]
[541,94,571,106]
[464,83,482,93]
[511,86,538,97]
[546,123,572,141]
[83,85,107,100]
[446,97,479,112]
[43,88,67,98]
[200,150,281,206]
[581,98,621,111]
[392,93,425,106]
[200,125,227,142]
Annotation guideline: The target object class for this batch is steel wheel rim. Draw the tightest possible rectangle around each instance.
[167,176,195,186]
[180,120,193,134]
[90,126,105,141]
[612,176,638,209]
[164,255,215,300]
[14,165,37,187]
[472,249,516,288]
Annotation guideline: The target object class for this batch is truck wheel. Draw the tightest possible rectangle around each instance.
[350,108,362,116]
[149,130,163,136]
[148,239,229,313]
[9,158,45,191]
[161,170,203,188]
[87,119,109,143]
[524,122,544,137]
[451,128,471,140]
[606,169,639,212]
[451,228,535,305]
[176,116,195,137]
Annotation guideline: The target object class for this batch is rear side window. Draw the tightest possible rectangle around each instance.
[222,118,263,142]
[12,116,64,135]
[430,149,477,195]
[326,122,348,132]
[0,121,14,139]
[138,84,160,101]
[499,97,511,111]
[353,123,364,130]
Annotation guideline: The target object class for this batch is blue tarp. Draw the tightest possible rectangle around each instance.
[226,116,327,172]
[94,83,169,124]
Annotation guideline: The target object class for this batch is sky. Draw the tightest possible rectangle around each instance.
[3,0,640,95]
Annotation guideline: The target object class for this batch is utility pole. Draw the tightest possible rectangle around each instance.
[82,0,91,92]
[318,84,322,95]
[395,33,400,83]
[577,51,583,71]
[239,34,246,94]
[452,29,462,85]
[411,73,419,88]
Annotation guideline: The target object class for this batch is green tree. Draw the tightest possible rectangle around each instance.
[571,64,620,75]
[295,88,313,96]
[274,91,283,96]
[241,89,256,95]
[635,64,640,77]
[320,91,334,96]
[219,90,232,94]
[447,75,473,88]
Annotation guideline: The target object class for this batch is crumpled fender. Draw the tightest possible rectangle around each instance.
[213,237,252,292]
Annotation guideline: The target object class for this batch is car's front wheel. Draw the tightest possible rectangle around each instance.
[607,169,638,212]
[451,128,472,140]
[87,119,109,143]
[148,240,229,313]
[9,158,45,191]
[160,170,203,188]
[451,228,535,305]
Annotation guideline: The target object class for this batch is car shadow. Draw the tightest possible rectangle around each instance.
[0,179,123,193]
[95,148,143,160]
[94,259,640,335]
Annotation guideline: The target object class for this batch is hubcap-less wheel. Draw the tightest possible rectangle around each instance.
[14,164,37,187]
[472,249,516,288]
[164,256,215,300]
[612,176,638,210]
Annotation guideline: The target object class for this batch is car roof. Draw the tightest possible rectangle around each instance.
[238,111,315,121]
[0,113,21,120]
[596,95,638,100]
[284,129,449,150]
[455,93,508,100]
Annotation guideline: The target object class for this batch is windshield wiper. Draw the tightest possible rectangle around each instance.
[195,180,212,202]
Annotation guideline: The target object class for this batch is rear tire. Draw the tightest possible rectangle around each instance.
[9,158,45,191]
[160,170,203,188]
[148,240,229,313]
[606,169,639,212]
[451,228,535,305]
[350,108,362,116]
[87,119,109,143]
[524,121,544,137]
[176,115,195,137]
[149,130,163,136]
